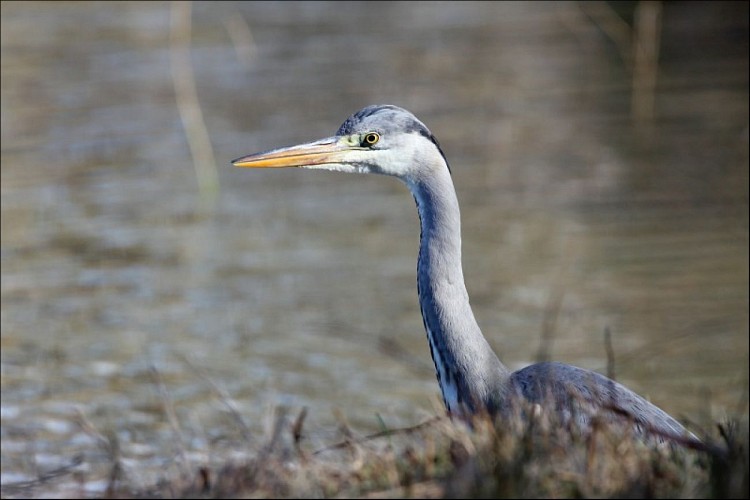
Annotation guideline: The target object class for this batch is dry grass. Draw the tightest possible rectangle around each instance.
[111,405,745,499]
[1,399,745,499]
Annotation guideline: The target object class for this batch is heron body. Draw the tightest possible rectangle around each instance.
[233,105,698,444]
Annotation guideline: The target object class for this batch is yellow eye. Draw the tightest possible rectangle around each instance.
[362,132,380,147]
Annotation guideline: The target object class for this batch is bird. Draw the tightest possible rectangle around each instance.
[232,104,699,446]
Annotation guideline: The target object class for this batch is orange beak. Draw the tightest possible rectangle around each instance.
[232,137,354,169]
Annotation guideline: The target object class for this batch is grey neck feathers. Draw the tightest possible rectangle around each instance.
[406,168,511,415]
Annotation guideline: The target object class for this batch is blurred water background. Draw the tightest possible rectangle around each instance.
[1,1,748,496]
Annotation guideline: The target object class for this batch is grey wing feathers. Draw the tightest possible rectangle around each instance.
[509,361,696,442]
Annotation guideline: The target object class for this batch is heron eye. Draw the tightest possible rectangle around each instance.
[362,132,380,147]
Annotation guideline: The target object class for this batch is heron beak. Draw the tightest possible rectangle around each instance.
[232,137,354,169]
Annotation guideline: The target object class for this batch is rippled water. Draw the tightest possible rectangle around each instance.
[1,1,748,495]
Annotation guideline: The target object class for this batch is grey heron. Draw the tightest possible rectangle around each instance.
[233,104,699,445]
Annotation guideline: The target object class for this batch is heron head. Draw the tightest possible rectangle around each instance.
[232,105,450,181]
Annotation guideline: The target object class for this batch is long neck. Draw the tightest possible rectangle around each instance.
[407,168,511,415]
